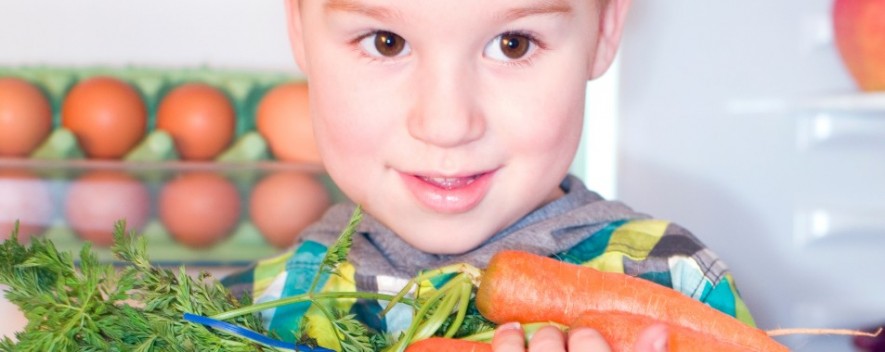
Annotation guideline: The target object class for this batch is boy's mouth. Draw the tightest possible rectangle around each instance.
[418,175,478,190]
[399,170,496,214]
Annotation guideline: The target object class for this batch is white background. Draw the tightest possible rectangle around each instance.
[618,1,885,351]
[2,1,883,351]
[0,0,297,71]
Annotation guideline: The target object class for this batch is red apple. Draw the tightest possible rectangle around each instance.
[833,0,885,91]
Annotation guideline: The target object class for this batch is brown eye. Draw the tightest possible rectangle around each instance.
[499,33,531,59]
[374,31,407,57]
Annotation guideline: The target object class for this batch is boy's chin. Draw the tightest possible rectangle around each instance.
[401,228,493,255]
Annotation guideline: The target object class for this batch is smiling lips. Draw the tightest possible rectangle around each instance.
[419,175,478,190]
[401,171,496,214]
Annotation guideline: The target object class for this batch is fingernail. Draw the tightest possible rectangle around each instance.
[653,335,668,352]
[569,327,602,339]
[498,322,523,332]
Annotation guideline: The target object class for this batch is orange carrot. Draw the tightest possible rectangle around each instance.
[572,310,781,352]
[475,250,786,352]
[405,337,491,352]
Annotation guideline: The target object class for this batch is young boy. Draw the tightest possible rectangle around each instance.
[224,0,754,350]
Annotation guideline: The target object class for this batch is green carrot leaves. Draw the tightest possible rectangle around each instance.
[309,205,363,294]
[0,206,492,352]
[329,310,373,352]
[0,221,275,352]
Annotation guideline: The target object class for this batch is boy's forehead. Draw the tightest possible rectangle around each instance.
[321,0,576,18]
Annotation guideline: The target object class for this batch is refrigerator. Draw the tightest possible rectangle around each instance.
[2,1,884,351]
[605,1,885,351]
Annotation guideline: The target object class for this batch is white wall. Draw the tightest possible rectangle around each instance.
[0,0,297,72]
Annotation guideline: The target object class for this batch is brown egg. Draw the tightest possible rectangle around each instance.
[256,82,322,165]
[156,83,236,160]
[249,171,330,248]
[65,171,151,247]
[0,78,53,157]
[159,172,241,248]
[0,169,54,242]
[62,76,147,159]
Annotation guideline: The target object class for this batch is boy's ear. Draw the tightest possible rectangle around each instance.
[285,0,309,73]
[589,0,632,79]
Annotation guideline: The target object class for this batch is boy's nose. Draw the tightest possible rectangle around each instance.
[407,62,485,148]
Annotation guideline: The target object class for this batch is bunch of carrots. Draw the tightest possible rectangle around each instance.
[203,208,879,351]
[403,250,784,352]
[5,206,873,351]
[401,250,879,352]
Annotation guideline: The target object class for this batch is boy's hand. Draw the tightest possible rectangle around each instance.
[491,322,668,352]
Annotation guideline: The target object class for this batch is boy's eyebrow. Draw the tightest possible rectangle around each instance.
[324,0,571,22]
[324,0,402,20]
[498,0,573,21]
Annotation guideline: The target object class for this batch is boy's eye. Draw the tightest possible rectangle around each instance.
[359,31,410,58]
[485,33,534,61]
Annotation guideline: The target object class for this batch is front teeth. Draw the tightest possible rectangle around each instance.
[420,176,477,190]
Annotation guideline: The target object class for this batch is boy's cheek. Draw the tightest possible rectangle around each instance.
[484,77,587,143]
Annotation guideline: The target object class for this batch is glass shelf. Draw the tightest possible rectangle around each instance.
[728,92,885,115]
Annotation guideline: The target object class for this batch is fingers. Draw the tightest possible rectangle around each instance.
[492,323,614,352]
[492,322,527,352]
[495,323,662,352]
[527,325,568,351]
[633,323,669,352]
[566,327,613,352]
[492,323,570,352]
[565,325,668,352]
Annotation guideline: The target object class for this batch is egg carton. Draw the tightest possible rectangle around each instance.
[0,66,341,264]
[0,65,307,163]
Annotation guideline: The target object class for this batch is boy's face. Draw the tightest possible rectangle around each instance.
[287,0,629,254]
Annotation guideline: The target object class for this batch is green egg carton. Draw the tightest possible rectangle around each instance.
[0,66,338,265]
[0,65,307,164]
[0,158,345,265]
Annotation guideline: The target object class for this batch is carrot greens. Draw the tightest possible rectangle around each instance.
[309,206,362,294]
[0,222,276,352]
[0,207,490,352]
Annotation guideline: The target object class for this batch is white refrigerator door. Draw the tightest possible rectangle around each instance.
[617,1,885,351]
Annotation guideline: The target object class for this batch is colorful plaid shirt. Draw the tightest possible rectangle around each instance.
[223,176,755,349]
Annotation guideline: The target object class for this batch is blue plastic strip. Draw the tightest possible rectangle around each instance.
[183,313,335,352]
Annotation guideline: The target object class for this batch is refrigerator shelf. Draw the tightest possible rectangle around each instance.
[728,92,885,115]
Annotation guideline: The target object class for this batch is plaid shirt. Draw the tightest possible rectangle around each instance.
[222,217,755,348]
